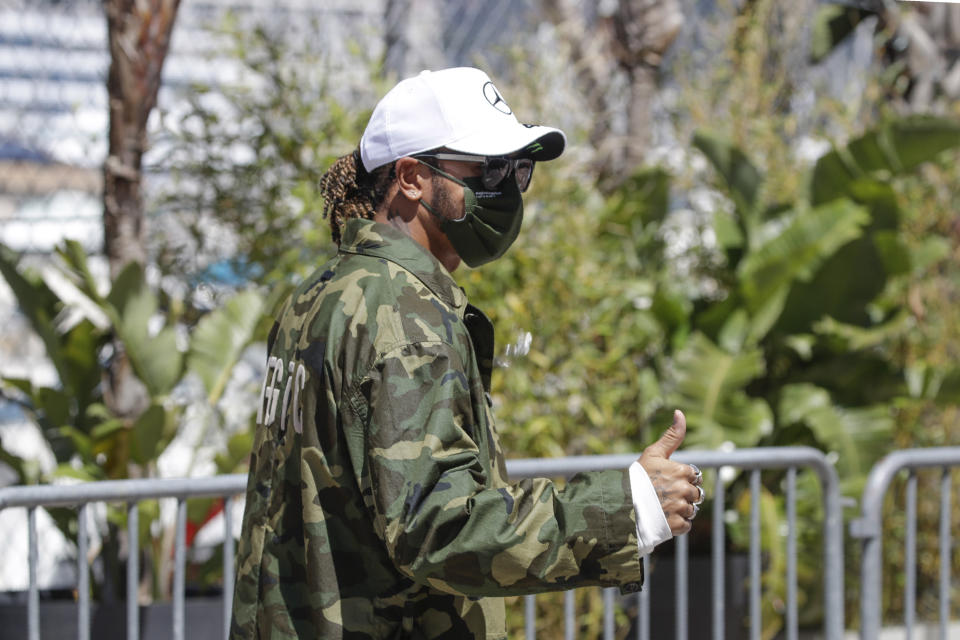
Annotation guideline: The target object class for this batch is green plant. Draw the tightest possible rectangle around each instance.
[0,240,277,598]
[151,16,387,293]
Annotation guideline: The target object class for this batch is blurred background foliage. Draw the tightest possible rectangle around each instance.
[1,0,959,636]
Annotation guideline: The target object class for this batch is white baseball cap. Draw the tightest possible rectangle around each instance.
[359,67,566,172]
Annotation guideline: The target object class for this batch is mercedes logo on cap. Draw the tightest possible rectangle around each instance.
[482,81,512,115]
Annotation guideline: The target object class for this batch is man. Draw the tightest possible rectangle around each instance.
[231,67,704,639]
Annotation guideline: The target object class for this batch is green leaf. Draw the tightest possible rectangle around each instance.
[55,240,106,304]
[778,383,892,476]
[130,404,166,466]
[0,435,26,484]
[187,289,265,404]
[931,369,960,404]
[106,263,183,396]
[810,5,871,63]
[809,150,858,207]
[666,332,771,448]
[745,284,790,346]
[651,285,691,334]
[812,311,910,351]
[61,320,105,428]
[36,387,72,430]
[0,243,69,380]
[187,497,220,527]
[812,116,960,205]
[908,236,951,275]
[606,167,671,227]
[738,200,869,311]
[871,231,911,277]
[2,377,34,397]
[59,425,93,460]
[693,131,763,216]
[52,462,104,482]
[91,419,126,441]
[718,310,749,353]
[784,334,815,361]
[847,179,900,231]
[908,364,960,404]
[713,210,745,250]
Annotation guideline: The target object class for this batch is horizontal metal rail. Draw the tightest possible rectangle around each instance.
[0,475,247,640]
[508,447,843,640]
[0,448,843,640]
[850,447,960,640]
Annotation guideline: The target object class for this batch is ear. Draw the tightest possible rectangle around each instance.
[395,157,428,202]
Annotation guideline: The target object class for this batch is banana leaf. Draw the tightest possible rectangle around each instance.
[187,289,265,404]
[105,262,183,397]
[666,331,771,449]
[778,383,893,477]
[811,116,960,206]
[693,130,762,219]
[737,199,869,314]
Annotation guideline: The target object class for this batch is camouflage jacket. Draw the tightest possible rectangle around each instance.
[230,219,643,640]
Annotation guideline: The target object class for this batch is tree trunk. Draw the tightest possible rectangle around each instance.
[542,0,682,188]
[102,0,180,426]
[606,0,683,172]
[103,0,181,280]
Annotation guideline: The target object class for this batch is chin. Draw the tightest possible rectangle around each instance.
[443,255,462,272]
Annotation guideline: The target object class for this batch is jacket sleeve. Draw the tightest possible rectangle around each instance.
[344,340,643,598]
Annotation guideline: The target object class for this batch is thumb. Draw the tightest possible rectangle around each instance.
[645,409,686,458]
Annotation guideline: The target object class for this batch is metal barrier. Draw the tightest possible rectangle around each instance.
[850,447,960,640]
[509,448,844,640]
[0,448,844,640]
[0,475,247,640]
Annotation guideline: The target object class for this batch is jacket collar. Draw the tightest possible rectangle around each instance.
[338,218,466,309]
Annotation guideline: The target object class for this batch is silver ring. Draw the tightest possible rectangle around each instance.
[689,463,703,485]
[694,485,705,505]
[691,503,700,519]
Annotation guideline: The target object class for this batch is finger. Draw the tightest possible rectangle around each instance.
[644,409,687,459]
[683,483,703,505]
[668,513,692,536]
[694,485,705,505]
[688,463,703,485]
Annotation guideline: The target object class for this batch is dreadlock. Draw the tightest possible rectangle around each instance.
[319,147,397,244]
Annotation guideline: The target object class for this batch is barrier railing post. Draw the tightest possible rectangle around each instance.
[174,498,187,640]
[851,447,960,640]
[639,554,650,640]
[939,470,951,637]
[905,472,917,636]
[676,534,688,640]
[28,505,39,640]
[785,468,797,640]
[127,502,139,640]
[712,468,725,640]
[749,470,761,640]
[224,495,235,640]
[78,503,90,640]
[524,594,536,639]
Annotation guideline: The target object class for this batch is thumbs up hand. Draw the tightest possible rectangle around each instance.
[638,409,705,536]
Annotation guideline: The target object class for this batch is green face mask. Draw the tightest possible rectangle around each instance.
[418,162,524,268]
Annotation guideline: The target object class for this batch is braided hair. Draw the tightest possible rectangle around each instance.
[319,148,397,244]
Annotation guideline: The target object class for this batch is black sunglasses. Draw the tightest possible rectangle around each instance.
[414,152,535,192]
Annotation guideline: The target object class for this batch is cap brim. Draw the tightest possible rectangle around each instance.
[446,123,566,161]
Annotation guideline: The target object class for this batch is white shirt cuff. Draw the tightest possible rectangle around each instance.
[629,460,673,556]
